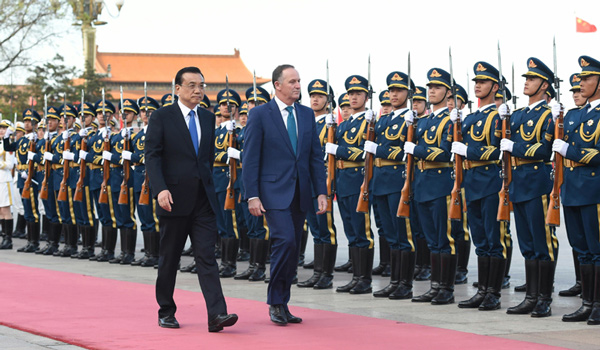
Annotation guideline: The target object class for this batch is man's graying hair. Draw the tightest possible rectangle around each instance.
[272,64,295,88]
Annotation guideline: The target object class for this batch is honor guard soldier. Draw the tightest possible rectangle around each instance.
[200,95,211,110]
[127,96,160,267]
[0,120,16,250]
[232,101,250,262]
[214,105,222,128]
[338,93,352,122]
[10,121,27,241]
[297,79,338,289]
[233,87,271,281]
[103,99,139,265]
[405,68,456,305]
[3,109,41,252]
[556,56,600,324]
[161,93,178,107]
[363,71,417,299]
[500,57,557,317]
[83,99,118,262]
[325,74,374,295]
[558,73,587,298]
[379,90,393,115]
[215,88,241,277]
[450,61,507,310]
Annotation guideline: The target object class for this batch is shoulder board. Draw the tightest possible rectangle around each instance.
[568,107,581,112]
[596,107,600,111]
[541,104,550,109]
[515,107,526,112]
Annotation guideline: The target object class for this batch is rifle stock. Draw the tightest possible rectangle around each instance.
[118,134,130,205]
[224,129,237,210]
[98,134,110,204]
[356,117,375,213]
[397,123,414,218]
[57,136,70,202]
[39,138,51,200]
[546,110,564,226]
[21,138,37,199]
[139,172,150,205]
[449,118,463,220]
[497,115,512,222]
[74,136,87,202]
[326,122,336,212]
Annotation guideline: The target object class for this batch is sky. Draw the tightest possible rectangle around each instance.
[4,0,600,111]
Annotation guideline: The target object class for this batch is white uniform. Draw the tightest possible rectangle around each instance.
[0,145,16,207]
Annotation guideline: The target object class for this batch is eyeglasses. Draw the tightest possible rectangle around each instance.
[182,83,207,91]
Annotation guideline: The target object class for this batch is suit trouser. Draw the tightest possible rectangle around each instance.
[337,194,374,248]
[374,192,414,251]
[513,195,558,261]
[21,186,40,223]
[74,185,95,227]
[416,195,455,254]
[306,197,337,245]
[216,190,238,239]
[92,188,114,228]
[56,189,74,225]
[135,191,159,232]
[156,185,227,320]
[410,198,424,240]
[563,204,600,265]
[265,184,306,305]
[41,177,60,224]
[466,193,506,258]
[116,187,136,230]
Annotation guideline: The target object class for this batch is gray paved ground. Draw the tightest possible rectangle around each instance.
[1,210,599,349]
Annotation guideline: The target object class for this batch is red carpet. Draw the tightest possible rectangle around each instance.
[0,262,565,350]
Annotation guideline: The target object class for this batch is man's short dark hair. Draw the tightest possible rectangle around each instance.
[272,64,295,88]
[175,67,204,85]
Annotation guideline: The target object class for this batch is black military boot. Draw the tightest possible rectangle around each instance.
[531,260,555,317]
[374,249,401,297]
[0,218,12,250]
[35,220,52,254]
[109,229,128,264]
[90,226,108,261]
[587,265,600,325]
[78,226,96,259]
[53,224,68,257]
[502,244,512,289]
[40,215,49,242]
[23,221,40,253]
[132,230,151,266]
[455,240,470,285]
[413,253,441,302]
[235,238,257,280]
[563,264,593,322]
[459,256,490,308]
[335,247,352,272]
[337,247,360,292]
[560,250,582,297]
[389,250,416,300]
[121,228,137,265]
[298,226,308,267]
[17,219,32,252]
[373,236,391,276]
[43,223,61,255]
[350,248,374,294]
[507,259,539,314]
[298,244,324,288]
[62,224,78,257]
[72,226,85,258]
[237,227,250,262]
[479,257,506,311]
[141,231,159,267]
[249,239,268,281]
[315,244,337,289]
[13,214,26,239]
[415,238,431,281]
[220,238,238,278]
[99,227,117,262]
[432,253,457,304]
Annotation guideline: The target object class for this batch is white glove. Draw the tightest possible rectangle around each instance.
[27,151,36,161]
[227,147,240,159]
[100,128,109,139]
[551,103,564,122]
[364,109,375,123]
[404,141,416,155]
[63,150,75,161]
[79,150,88,159]
[43,152,53,161]
[79,128,89,137]
[449,109,461,123]
[499,138,514,152]
[122,150,132,160]
[325,114,335,124]
[26,133,36,141]
[121,128,130,138]
[226,120,235,132]
[20,171,28,179]
[325,142,338,155]
[498,103,510,119]
[102,150,112,161]
[4,128,13,138]
[404,110,415,124]
[61,130,69,139]
[364,140,378,155]
[552,139,569,157]
[451,142,467,157]
[44,131,49,140]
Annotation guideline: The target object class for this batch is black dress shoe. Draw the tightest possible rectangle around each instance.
[559,282,582,297]
[158,315,180,328]
[514,283,526,292]
[284,308,302,323]
[269,305,287,325]
[208,313,238,332]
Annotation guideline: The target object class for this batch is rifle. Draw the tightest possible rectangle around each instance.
[98,88,110,204]
[22,94,44,199]
[448,47,464,221]
[325,60,336,212]
[546,36,563,226]
[397,52,414,218]
[139,82,151,206]
[224,75,238,210]
[118,86,130,205]
[512,63,519,110]
[57,93,70,202]
[39,130,51,200]
[497,42,512,222]
[356,55,375,213]
[74,90,86,202]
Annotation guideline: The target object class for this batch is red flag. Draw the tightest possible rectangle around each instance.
[576,17,597,33]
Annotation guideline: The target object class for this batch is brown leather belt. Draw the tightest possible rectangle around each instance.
[89,164,102,170]
[463,160,498,170]
[16,165,28,171]
[374,159,404,167]
[564,159,584,168]
[417,160,452,171]
[214,162,228,167]
[511,157,543,167]
[336,160,363,169]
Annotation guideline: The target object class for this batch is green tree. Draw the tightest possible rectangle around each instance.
[25,54,79,109]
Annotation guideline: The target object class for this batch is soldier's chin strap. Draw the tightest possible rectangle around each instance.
[479,82,495,101]
[530,79,545,99]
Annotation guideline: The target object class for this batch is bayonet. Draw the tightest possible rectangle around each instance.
[253,70,257,105]
[553,36,561,104]
[498,42,507,105]
[512,63,518,109]
[466,72,472,113]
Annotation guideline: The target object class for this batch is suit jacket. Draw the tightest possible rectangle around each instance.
[145,102,219,217]
[242,98,326,212]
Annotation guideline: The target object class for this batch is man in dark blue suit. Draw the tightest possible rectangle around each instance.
[242,64,327,325]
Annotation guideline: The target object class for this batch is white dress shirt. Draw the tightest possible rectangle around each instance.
[274,95,298,136]
[391,108,408,120]
[178,99,201,146]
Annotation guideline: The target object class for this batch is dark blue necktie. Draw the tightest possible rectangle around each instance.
[524,107,530,113]
[285,106,297,154]
[188,110,199,155]
[585,103,592,113]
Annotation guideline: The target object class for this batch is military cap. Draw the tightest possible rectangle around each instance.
[308,79,333,96]
[472,61,500,82]
[79,102,96,117]
[386,71,414,90]
[161,93,178,107]
[345,75,369,93]
[379,90,391,105]
[547,84,556,100]
[246,86,271,103]
[200,95,211,109]
[569,73,581,91]
[214,105,221,117]
[452,84,469,104]
[22,108,41,123]
[94,100,116,114]
[46,106,61,120]
[108,117,117,127]
[59,104,77,118]
[338,92,350,107]
[579,55,600,77]
[74,119,82,130]
[15,122,25,133]
[37,121,46,130]
[426,68,453,89]
[239,102,248,115]
[0,120,13,128]
[522,57,554,84]
[413,86,427,101]
[495,87,512,101]
[137,96,160,111]
[119,99,140,115]
[91,120,98,128]
[217,89,241,107]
